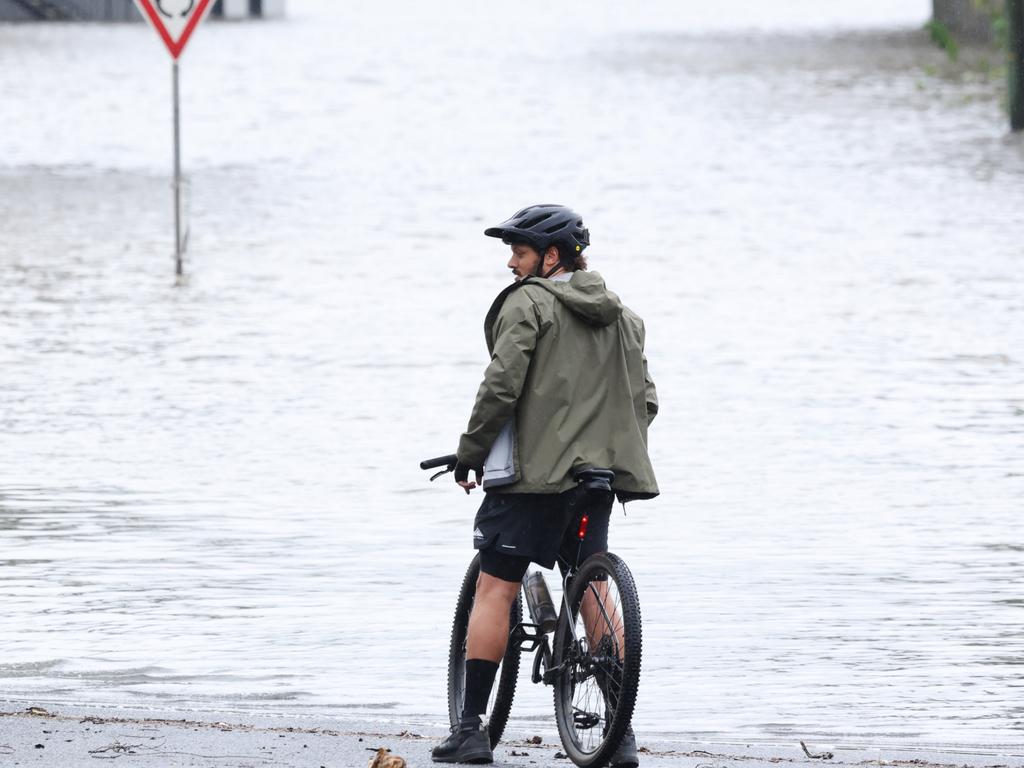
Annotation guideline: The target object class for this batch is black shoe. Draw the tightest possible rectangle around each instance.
[431,723,493,764]
[609,726,639,767]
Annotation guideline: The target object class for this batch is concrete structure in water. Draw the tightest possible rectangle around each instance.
[932,0,1022,130]
[932,0,1002,43]
[0,0,284,21]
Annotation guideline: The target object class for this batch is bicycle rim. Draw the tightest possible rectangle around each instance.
[552,552,641,768]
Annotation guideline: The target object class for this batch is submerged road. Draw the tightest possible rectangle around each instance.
[3,0,1023,752]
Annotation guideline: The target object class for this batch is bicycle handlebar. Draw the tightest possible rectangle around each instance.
[420,454,458,471]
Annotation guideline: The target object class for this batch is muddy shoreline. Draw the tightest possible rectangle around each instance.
[1,703,1021,768]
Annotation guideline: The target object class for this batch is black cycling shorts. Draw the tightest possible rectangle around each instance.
[474,488,612,583]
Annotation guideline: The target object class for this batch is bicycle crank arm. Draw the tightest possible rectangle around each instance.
[530,640,553,685]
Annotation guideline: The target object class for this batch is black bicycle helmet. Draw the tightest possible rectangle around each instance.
[484,204,590,256]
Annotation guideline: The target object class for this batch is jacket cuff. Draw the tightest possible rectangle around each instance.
[456,437,486,470]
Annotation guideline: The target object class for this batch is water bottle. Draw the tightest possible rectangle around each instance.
[523,571,558,634]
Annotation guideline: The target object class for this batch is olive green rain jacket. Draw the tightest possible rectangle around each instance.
[456,270,659,501]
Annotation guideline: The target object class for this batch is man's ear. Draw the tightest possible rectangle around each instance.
[545,246,560,265]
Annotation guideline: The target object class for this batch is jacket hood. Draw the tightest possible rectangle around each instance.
[525,270,623,327]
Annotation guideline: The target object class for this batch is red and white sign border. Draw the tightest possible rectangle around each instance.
[134,0,215,59]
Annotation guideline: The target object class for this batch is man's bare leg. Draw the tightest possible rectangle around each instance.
[466,572,520,662]
[432,572,521,762]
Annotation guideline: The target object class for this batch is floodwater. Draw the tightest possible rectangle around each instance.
[2,0,1023,753]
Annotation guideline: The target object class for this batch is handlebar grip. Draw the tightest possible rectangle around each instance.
[420,454,458,471]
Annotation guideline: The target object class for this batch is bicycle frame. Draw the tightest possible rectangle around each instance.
[510,506,600,686]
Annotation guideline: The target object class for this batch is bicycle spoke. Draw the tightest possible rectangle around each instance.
[585,581,619,639]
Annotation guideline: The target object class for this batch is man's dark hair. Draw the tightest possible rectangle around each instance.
[556,242,588,272]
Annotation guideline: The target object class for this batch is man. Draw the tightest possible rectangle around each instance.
[431,204,658,765]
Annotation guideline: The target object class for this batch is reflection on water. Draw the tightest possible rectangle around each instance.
[2,0,1023,751]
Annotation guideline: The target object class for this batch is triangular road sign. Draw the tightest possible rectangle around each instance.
[133,0,214,59]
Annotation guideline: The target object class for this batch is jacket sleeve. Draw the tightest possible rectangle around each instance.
[457,294,541,468]
[640,320,658,426]
[643,354,658,427]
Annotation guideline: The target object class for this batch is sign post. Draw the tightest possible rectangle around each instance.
[132,0,214,277]
[172,59,182,275]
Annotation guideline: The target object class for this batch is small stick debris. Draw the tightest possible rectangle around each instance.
[26,707,53,717]
[89,740,143,756]
[800,741,834,760]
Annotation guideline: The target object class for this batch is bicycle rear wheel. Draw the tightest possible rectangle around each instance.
[552,551,641,768]
[447,553,522,748]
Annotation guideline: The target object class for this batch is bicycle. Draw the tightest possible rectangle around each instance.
[421,454,642,768]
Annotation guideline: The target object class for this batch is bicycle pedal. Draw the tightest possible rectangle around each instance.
[510,622,544,652]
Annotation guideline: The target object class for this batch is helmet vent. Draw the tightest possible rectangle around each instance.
[520,213,553,230]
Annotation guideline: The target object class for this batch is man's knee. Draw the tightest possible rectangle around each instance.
[475,571,521,604]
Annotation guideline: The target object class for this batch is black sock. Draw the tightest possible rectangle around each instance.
[461,658,499,727]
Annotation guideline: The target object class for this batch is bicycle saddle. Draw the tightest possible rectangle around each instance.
[572,468,615,493]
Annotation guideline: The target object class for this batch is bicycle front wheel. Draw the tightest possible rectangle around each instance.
[552,551,642,768]
[447,553,522,748]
